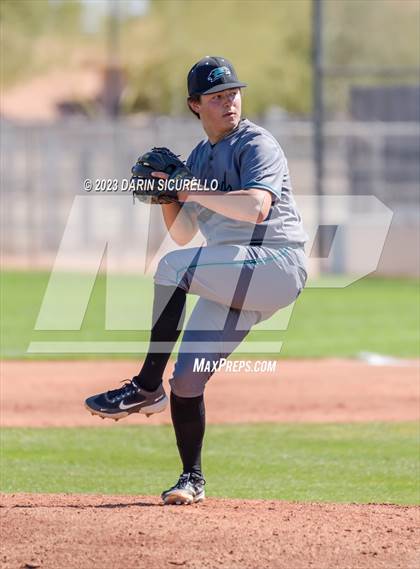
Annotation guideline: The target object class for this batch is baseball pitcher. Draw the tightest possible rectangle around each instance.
[85,56,308,505]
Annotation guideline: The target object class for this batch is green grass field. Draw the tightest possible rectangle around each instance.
[1,423,418,505]
[1,273,418,505]
[1,271,419,359]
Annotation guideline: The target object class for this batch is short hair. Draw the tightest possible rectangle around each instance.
[187,94,201,120]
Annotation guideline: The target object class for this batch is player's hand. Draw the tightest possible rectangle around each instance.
[151,171,169,180]
[152,171,190,203]
[151,171,182,205]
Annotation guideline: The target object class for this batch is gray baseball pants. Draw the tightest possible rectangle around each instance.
[154,244,307,397]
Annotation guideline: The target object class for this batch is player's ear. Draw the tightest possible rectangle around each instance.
[188,99,200,114]
[187,96,201,119]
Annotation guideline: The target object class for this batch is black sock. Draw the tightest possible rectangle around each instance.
[134,285,186,392]
[170,391,205,477]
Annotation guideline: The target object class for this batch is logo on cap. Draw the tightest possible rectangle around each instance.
[207,66,231,83]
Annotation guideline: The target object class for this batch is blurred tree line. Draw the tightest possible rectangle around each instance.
[0,0,84,86]
[121,0,311,116]
[1,0,418,117]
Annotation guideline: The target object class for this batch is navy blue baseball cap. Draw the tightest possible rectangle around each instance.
[187,56,247,97]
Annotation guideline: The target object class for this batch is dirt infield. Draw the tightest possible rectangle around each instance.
[1,494,419,569]
[1,359,419,426]
[2,359,419,568]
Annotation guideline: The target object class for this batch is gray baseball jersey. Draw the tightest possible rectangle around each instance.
[155,118,308,397]
[185,118,308,248]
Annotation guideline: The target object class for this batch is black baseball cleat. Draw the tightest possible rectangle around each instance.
[85,380,168,421]
[161,472,206,505]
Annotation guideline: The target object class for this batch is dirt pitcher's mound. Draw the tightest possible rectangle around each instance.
[1,493,418,569]
[1,359,419,427]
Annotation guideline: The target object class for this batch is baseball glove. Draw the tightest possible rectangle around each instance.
[131,147,194,204]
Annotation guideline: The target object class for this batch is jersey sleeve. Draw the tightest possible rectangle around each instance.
[186,142,201,170]
[186,152,194,170]
[238,134,288,201]
[183,148,200,217]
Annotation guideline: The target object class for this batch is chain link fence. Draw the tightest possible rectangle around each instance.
[1,114,418,275]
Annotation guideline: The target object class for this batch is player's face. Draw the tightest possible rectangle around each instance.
[195,88,242,142]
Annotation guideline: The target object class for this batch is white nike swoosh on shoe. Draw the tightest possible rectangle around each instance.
[119,400,145,410]
[118,394,165,410]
